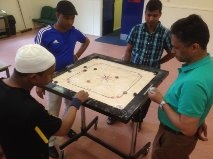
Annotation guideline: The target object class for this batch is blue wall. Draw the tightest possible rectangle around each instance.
[120,0,144,40]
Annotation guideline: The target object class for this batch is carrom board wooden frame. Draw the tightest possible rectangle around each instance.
[44,53,168,123]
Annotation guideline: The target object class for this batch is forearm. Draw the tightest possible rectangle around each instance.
[35,86,45,99]
[75,38,90,58]
[123,44,132,62]
[54,106,78,136]
[162,104,199,136]
[148,89,199,136]
[54,91,88,136]
[160,53,175,64]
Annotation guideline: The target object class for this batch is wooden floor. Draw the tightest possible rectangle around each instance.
[0,30,213,159]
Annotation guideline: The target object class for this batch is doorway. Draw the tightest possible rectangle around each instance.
[102,0,115,35]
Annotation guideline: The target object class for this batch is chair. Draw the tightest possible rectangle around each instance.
[0,60,10,78]
[32,6,57,27]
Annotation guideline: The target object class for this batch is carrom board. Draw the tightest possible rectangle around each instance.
[45,53,168,123]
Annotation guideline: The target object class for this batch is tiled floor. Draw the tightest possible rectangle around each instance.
[0,30,213,159]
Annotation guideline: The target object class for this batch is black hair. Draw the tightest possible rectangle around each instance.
[170,14,209,50]
[145,0,162,12]
[56,0,78,15]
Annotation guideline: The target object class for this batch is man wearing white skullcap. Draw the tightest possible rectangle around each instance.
[0,44,89,159]
[15,44,55,73]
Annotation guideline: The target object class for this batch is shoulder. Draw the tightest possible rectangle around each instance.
[133,23,145,30]
[129,23,145,35]
[35,25,55,44]
[70,26,84,35]
[69,27,86,40]
[37,25,53,35]
[158,22,170,32]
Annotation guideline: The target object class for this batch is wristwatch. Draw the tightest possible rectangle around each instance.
[159,100,166,110]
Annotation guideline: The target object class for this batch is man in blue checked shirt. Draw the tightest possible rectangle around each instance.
[107,0,175,126]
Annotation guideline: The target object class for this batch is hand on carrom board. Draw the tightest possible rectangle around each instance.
[74,90,89,103]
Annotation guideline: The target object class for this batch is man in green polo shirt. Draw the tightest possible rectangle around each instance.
[148,14,213,159]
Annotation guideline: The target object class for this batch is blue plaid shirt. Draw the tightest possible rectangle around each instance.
[127,22,172,68]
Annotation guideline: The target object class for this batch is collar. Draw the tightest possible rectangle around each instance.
[144,21,161,33]
[179,54,211,73]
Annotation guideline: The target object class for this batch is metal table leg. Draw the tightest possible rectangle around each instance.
[59,108,150,159]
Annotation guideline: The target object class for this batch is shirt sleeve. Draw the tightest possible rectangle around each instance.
[163,30,172,53]
[126,26,137,45]
[74,28,87,43]
[31,103,62,139]
[34,28,49,48]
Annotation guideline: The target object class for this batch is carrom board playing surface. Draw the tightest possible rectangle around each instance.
[53,58,155,109]
[45,54,168,122]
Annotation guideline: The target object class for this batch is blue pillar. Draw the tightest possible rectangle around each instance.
[120,0,144,40]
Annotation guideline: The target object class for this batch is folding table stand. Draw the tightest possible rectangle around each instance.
[59,106,151,159]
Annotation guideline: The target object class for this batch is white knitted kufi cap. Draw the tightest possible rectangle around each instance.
[15,44,55,73]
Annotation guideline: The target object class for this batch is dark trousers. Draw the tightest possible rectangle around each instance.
[132,98,151,122]
[151,124,198,159]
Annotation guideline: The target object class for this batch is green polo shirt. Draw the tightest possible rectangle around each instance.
[159,54,213,131]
